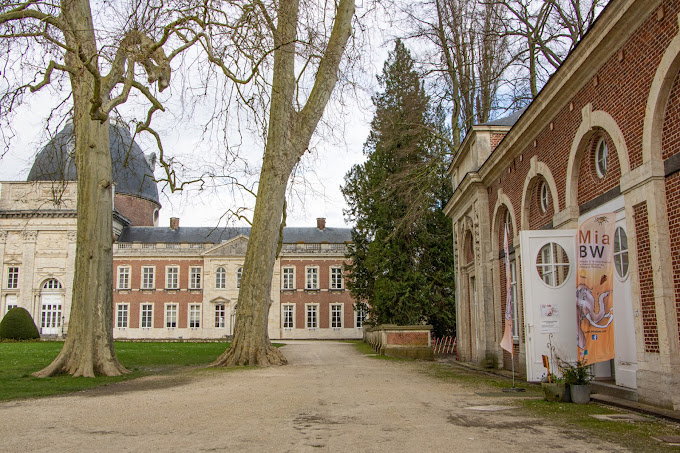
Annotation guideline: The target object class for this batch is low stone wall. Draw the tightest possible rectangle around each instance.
[364,324,433,360]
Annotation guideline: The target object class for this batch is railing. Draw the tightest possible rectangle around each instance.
[432,336,457,358]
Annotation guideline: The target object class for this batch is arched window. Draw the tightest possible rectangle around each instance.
[595,138,608,178]
[215,267,226,289]
[42,279,62,290]
[614,227,629,279]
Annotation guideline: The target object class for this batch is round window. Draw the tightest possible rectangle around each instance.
[595,138,608,178]
[539,181,549,213]
[614,226,629,279]
[536,242,570,287]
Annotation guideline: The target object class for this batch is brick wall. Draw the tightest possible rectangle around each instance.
[663,59,680,160]
[386,331,429,346]
[528,177,555,230]
[634,202,660,353]
[666,173,680,344]
[576,133,621,206]
[114,194,158,227]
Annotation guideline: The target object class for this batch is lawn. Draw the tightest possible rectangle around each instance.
[0,341,230,401]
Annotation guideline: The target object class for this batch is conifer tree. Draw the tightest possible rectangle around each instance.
[342,40,455,336]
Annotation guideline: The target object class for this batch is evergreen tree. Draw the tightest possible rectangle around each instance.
[342,40,455,336]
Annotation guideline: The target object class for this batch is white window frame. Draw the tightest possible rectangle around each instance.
[116,303,129,328]
[282,304,295,329]
[5,294,18,314]
[215,303,226,328]
[330,266,344,290]
[117,266,130,290]
[6,266,19,289]
[189,304,201,328]
[355,306,366,329]
[306,304,318,329]
[282,267,295,290]
[189,267,202,290]
[305,266,319,290]
[215,267,226,289]
[236,267,243,288]
[141,266,155,290]
[614,226,629,280]
[165,303,178,328]
[141,303,153,328]
[539,181,549,213]
[595,137,608,178]
[166,266,179,290]
[330,303,343,328]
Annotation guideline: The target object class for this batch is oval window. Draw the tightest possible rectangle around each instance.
[536,242,570,287]
[614,227,629,279]
[540,181,549,213]
[595,138,608,178]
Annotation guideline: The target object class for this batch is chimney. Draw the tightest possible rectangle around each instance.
[170,217,180,230]
[316,218,326,231]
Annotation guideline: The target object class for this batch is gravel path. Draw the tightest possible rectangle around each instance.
[0,341,626,452]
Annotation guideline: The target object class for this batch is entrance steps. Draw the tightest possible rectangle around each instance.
[591,380,638,402]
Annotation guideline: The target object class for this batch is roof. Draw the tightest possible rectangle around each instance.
[480,107,527,127]
[27,123,160,205]
[117,226,353,244]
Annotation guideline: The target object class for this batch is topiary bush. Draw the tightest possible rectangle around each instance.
[0,307,40,340]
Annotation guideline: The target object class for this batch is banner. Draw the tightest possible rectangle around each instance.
[500,224,514,355]
[576,213,616,365]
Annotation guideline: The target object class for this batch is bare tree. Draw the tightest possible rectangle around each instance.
[0,0,200,377]
[202,0,356,366]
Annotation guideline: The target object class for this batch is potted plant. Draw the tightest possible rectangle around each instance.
[561,359,592,404]
[541,373,569,402]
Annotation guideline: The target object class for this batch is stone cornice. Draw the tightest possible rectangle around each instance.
[0,210,77,219]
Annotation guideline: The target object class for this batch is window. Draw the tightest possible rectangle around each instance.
[190,267,202,290]
[509,259,519,339]
[141,304,153,328]
[355,306,366,328]
[6,267,18,289]
[306,304,318,329]
[215,267,226,289]
[595,138,608,178]
[142,266,155,289]
[189,304,201,328]
[237,267,243,288]
[614,227,629,279]
[42,279,62,289]
[282,267,295,290]
[165,304,178,328]
[5,294,17,313]
[283,304,294,329]
[166,266,179,289]
[306,267,319,290]
[215,304,225,328]
[331,304,343,328]
[330,267,344,290]
[117,266,130,289]
[536,243,570,287]
[116,304,129,328]
[539,181,549,213]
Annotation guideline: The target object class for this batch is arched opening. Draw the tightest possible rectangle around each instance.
[40,278,64,336]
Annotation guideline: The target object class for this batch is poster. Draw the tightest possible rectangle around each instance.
[576,213,616,365]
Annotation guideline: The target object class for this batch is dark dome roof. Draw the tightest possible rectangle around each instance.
[27,123,159,204]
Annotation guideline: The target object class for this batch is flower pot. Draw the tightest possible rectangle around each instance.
[541,382,567,402]
[569,384,591,404]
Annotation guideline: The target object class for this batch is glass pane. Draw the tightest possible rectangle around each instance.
[536,242,570,287]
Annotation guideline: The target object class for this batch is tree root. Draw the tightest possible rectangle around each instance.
[33,344,129,378]
[211,341,287,367]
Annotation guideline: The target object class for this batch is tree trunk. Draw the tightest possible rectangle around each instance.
[212,0,354,367]
[34,0,128,377]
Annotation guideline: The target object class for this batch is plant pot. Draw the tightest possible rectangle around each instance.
[569,384,591,404]
[541,382,567,402]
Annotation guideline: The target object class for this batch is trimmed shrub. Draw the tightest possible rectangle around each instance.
[0,307,40,340]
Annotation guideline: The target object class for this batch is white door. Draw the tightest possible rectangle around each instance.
[581,198,637,389]
[40,294,62,335]
[520,230,577,382]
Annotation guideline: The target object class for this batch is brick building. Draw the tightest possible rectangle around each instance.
[0,124,364,341]
[445,0,680,410]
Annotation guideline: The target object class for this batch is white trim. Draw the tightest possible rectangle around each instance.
[189,266,203,290]
[305,266,319,290]
[140,303,154,329]
[164,303,178,328]
[165,265,179,290]
[330,303,343,329]
[305,303,319,329]
[141,266,156,290]
[117,265,131,290]
[282,266,296,290]
[282,303,295,329]
[116,303,129,329]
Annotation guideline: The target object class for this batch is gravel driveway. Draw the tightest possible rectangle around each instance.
[0,341,625,452]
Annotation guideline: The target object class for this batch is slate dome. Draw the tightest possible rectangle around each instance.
[27,123,159,205]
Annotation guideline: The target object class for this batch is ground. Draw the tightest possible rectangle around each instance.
[0,341,652,451]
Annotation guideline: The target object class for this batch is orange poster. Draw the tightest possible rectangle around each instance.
[576,213,616,365]
[500,224,513,355]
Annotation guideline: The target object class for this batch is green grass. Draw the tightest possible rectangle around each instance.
[0,341,230,401]
[427,361,680,452]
